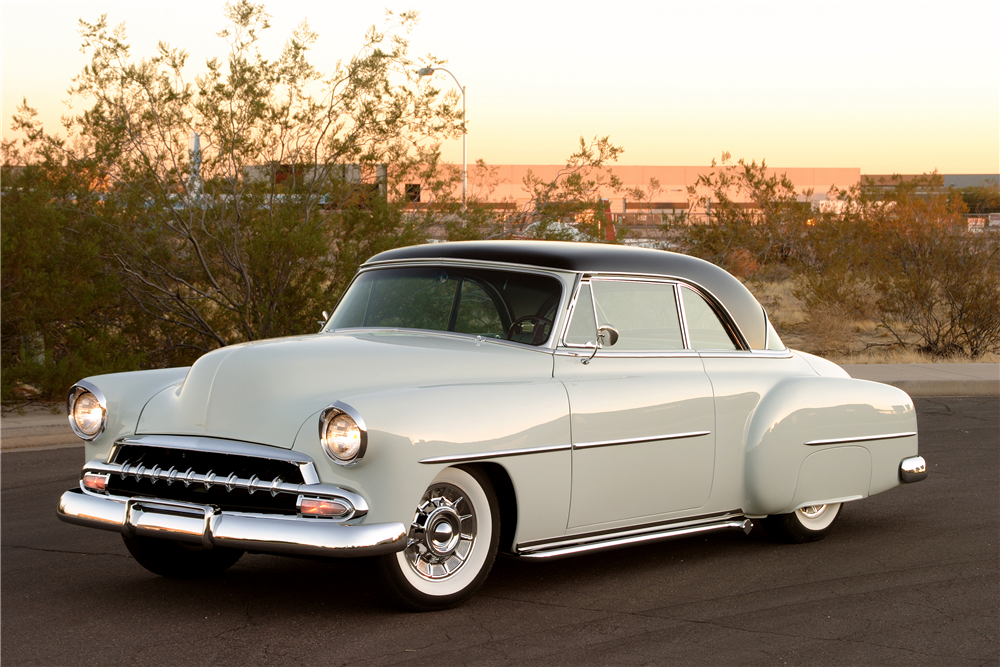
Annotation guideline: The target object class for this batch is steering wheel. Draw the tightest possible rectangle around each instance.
[506,316,553,345]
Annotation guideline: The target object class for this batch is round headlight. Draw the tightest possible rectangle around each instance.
[67,382,107,440]
[319,405,367,465]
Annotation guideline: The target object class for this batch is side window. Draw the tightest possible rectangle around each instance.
[680,287,737,350]
[590,280,684,351]
[454,280,504,338]
[564,284,597,345]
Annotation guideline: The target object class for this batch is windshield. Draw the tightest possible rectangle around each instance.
[327,266,563,345]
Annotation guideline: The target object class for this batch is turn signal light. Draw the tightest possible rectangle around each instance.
[299,498,351,518]
[82,473,108,492]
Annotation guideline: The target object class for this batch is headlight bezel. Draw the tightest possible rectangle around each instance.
[319,402,367,466]
[67,381,108,441]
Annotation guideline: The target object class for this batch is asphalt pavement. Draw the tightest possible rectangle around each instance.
[2,396,996,665]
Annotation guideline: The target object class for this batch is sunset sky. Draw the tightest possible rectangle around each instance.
[2,0,998,175]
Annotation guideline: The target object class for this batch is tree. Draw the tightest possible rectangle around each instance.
[9,3,461,360]
[0,150,153,400]
[678,153,813,277]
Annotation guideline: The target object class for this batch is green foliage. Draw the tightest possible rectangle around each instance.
[6,3,459,364]
[678,153,813,277]
[0,161,151,400]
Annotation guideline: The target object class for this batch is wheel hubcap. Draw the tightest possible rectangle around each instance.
[404,483,476,581]
[798,504,827,519]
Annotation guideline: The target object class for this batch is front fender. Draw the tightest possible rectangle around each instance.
[744,376,917,515]
[291,379,572,534]
[76,368,191,462]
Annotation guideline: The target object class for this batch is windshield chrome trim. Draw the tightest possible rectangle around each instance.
[323,328,558,354]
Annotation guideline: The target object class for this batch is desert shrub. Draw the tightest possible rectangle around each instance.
[799,174,1000,358]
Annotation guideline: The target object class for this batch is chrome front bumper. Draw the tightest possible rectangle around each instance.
[57,488,408,558]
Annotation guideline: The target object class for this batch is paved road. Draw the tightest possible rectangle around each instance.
[2,397,997,666]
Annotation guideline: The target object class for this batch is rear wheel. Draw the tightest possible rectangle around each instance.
[375,466,499,611]
[122,534,244,578]
[760,502,842,543]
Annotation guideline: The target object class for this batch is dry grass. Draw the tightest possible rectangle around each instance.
[749,278,1000,364]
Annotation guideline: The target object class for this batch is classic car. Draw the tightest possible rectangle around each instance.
[58,240,927,611]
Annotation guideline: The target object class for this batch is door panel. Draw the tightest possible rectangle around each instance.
[557,354,716,528]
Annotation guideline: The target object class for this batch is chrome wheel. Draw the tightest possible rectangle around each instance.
[377,467,499,611]
[795,503,840,531]
[404,482,477,580]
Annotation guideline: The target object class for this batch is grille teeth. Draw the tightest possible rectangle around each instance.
[106,462,304,499]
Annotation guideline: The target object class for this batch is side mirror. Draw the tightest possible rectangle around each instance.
[597,325,619,347]
[583,325,619,365]
[318,311,330,330]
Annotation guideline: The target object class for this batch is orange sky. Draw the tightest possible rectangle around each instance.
[2,0,998,175]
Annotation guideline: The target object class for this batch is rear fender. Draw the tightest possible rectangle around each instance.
[745,376,917,515]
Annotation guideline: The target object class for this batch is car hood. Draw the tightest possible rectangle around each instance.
[137,331,553,449]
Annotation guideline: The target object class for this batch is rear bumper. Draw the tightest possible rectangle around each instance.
[57,488,407,558]
[899,456,928,483]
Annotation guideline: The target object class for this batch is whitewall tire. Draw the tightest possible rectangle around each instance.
[376,466,499,611]
[760,502,842,543]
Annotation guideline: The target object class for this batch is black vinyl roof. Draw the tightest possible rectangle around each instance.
[366,241,767,349]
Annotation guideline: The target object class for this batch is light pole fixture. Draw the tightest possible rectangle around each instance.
[417,66,466,212]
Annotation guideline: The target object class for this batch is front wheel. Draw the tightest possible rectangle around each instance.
[375,466,499,611]
[760,502,842,543]
[122,534,244,578]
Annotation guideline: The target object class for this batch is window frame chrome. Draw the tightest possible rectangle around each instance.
[558,274,751,354]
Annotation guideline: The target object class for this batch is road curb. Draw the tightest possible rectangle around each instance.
[876,380,998,397]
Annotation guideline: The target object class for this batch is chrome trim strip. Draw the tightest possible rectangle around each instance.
[110,436,322,485]
[57,489,406,558]
[518,510,745,551]
[418,443,572,465]
[900,455,928,483]
[574,431,711,450]
[559,280,596,349]
[518,516,752,560]
[698,350,795,359]
[674,283,692,350]
[554,350,701,359]
[804,432,917,446]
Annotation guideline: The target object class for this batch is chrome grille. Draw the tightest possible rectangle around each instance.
[106,443,307,515]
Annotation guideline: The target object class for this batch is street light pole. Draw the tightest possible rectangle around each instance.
[417,66,466,212]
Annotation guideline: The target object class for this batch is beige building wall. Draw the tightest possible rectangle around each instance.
[414,164,861,209]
